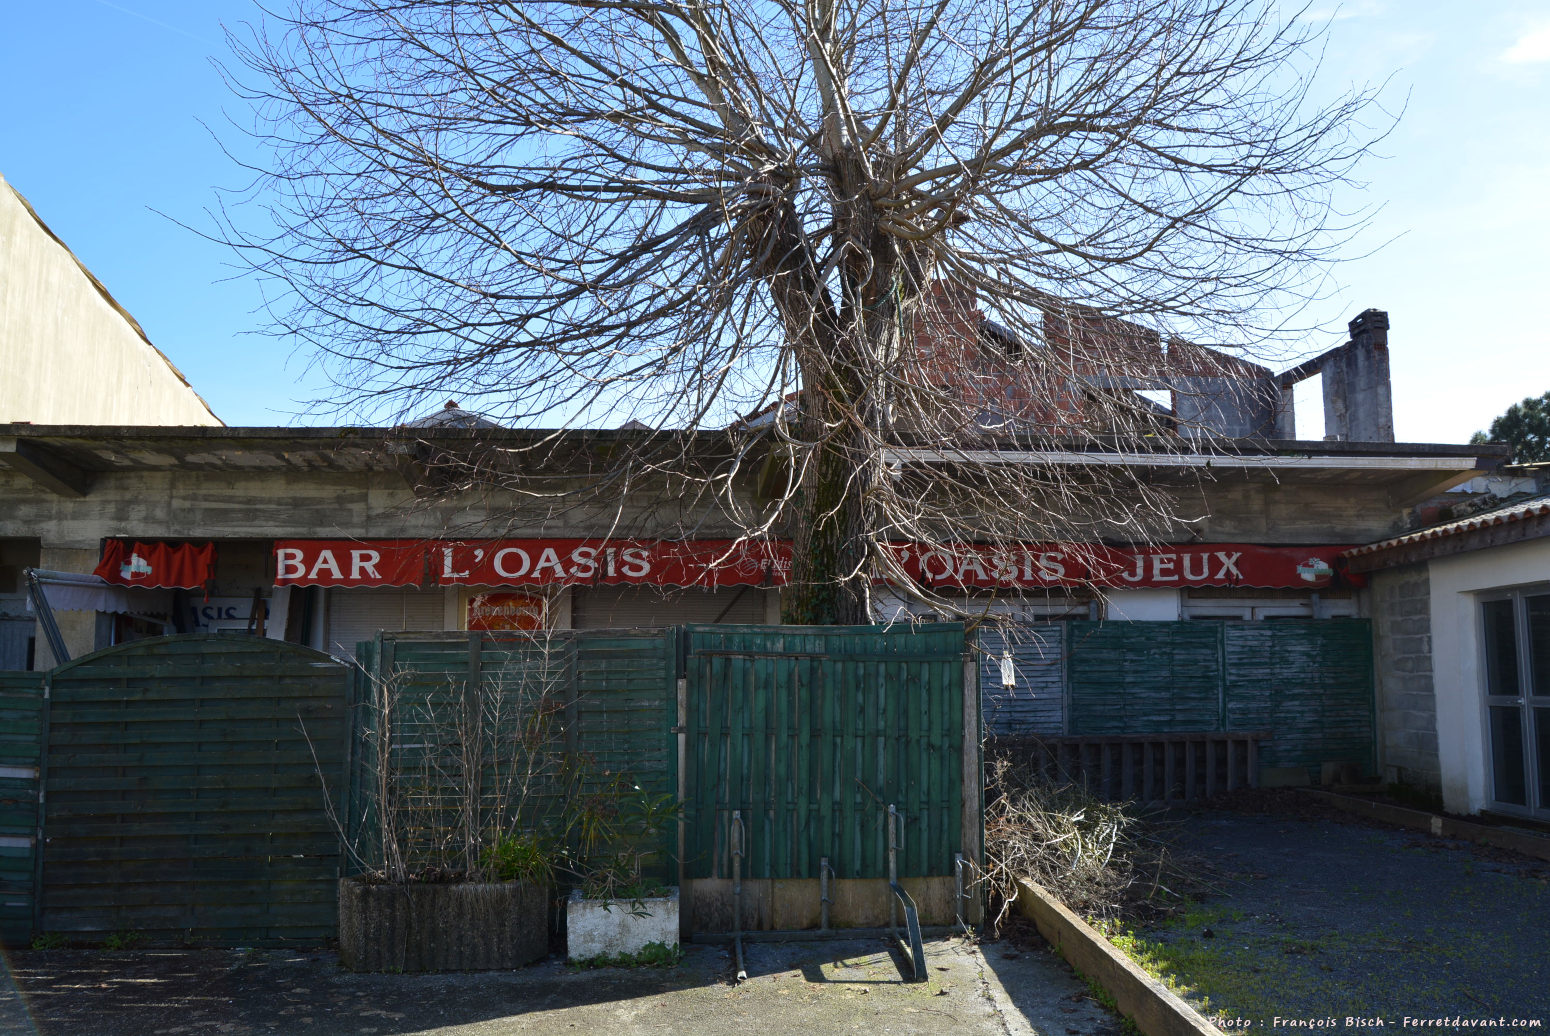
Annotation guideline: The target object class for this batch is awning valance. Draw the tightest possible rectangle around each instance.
[93,541,215,589]
[272,539,1360,590]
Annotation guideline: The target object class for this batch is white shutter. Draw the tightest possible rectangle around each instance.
[571,586,770,629]
[326,588,446,659]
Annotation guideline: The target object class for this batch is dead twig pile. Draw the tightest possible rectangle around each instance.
[981,754,1209,935]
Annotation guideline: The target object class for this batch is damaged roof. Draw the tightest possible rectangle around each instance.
[1344,492,1550,571]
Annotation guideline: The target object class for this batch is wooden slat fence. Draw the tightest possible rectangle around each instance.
[0,672,44,946]
[1223,622,1376,775]
[346,629,679,885]
[984,620,1375,788]
[996,732,1268,804]
[978,624,1065,736]
[39,636,349,945]
[683,624,967,882]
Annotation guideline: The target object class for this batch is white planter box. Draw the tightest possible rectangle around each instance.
[566,887,679,960]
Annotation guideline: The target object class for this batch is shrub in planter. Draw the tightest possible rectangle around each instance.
[333,639,684,970]
[334,654,568,972]
[567,887,679,961]
[561,781,681,962]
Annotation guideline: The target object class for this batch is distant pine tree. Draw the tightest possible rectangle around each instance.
[1471,391,1550,463]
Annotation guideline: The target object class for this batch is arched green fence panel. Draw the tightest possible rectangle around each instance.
[40,635,350,945]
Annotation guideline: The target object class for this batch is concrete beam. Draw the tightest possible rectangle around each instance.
[1390,468,1489,508]
[0,436,93,496]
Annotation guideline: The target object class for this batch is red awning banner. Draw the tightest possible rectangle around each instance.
[94,541,216,589]
[272,538,787,588]
[881,542,1360,590]
[270,539,1358,590]
[274,540,426,587]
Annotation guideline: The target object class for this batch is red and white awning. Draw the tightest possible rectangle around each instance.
[93,541,215,589]
[273,539,1358,590]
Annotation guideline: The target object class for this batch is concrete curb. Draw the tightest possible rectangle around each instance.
[1013,879,1220,1036]
[1300,789,1550,863]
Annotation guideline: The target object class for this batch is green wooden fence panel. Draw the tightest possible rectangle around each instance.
[1223,621,1375,776]
[0,671,45,947]
[1067,621,1223,735]
[350,630,678,885]
[1064,619,1376,780]
[683,624,966,881]
[40,636,349,946]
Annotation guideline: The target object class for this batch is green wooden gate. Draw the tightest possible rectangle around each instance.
[683,624,971,882]
[40,636,350,945]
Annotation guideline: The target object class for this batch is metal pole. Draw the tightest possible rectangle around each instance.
[954,852,968,934]
[731,810,746,982]
[24,569,69,665]
[819,856,833,931]
[885,803,926,982]
[887,804,898,936]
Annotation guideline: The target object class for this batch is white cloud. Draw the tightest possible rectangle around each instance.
[1502,24,1550,63]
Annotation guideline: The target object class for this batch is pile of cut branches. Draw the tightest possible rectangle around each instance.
[981,754,1209,935]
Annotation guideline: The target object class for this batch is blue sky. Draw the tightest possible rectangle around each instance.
[1,0,1546,440]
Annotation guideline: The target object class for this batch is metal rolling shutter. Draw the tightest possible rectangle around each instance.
[571,586,769,629]
[326,588,445,660]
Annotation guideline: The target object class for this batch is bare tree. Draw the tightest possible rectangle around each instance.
[221,0,1384,623]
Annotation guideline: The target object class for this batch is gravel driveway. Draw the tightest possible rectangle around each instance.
[1129,796,1550,1031]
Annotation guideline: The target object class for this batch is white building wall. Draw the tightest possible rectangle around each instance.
[0,177,220,426]
[1428,537,1550,814]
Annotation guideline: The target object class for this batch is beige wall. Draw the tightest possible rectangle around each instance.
[0,177,221,426]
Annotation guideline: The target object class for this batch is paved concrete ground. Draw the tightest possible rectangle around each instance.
[0,936,1122,1036]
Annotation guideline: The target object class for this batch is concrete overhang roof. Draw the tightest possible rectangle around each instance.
[0,423,1505,500]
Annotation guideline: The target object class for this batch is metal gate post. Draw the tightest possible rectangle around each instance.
[819,857,833,931]
[731,809,746,982]
[887,804,926,982]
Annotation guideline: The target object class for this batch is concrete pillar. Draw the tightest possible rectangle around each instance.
[1322,309,1394,442]
[1273,385,1297,439]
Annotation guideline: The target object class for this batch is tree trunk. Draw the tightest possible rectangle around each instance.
[781,415,874,625]
[761,168,891,626]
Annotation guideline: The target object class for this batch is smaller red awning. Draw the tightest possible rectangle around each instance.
[94,541,216,589]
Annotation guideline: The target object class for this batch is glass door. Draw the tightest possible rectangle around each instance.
[1480,590,1550,818]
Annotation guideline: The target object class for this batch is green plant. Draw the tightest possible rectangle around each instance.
[337,637,574,886]
[568,940,684,970]
[102,931,144,951]
[560,775,682,910]
[30,933,66,950]
[481,831,556,885]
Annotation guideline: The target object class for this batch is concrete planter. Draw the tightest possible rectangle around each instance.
[338,878,549,972]
[566,887,679,961]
